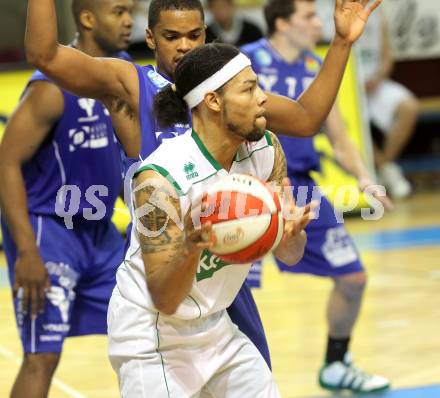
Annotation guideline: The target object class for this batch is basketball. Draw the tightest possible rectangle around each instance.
[200,174,284,264]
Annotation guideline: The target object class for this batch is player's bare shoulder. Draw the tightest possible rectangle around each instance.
[267,130,287,187]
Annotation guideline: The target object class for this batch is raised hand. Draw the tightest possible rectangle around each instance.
[334,0,382,44]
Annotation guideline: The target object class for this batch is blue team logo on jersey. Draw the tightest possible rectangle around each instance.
[255,49,272,67]
[304,55,321,74]
[68,98,110,152]
[147,70,170,89]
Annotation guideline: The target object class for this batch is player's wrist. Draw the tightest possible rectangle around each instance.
[17,243,39,257]
[332,35,353,48]
[275,230,306,265]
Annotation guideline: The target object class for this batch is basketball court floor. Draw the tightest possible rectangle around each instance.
[0,191,439,397]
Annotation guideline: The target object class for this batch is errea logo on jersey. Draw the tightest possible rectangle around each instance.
[184,162,199,180]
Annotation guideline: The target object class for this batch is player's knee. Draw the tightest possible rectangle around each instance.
[22,353,61,378]
[336,272,367,299]
[398,97,420,118]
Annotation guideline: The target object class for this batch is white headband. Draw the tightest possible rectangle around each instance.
[183,53,251,109]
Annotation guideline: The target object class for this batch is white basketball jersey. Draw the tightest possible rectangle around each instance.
[116,129,275,320]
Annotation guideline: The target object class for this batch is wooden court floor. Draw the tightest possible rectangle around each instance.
[0,191,439,397]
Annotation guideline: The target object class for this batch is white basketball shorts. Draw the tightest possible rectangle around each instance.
[367,79,414,133]
[107,287,280,397]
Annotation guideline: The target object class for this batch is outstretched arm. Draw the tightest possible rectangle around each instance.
[25,0,140,156]
[266,0,382,137]
[25,0,137,104]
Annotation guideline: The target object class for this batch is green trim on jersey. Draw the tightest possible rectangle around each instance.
[191,130,223,171]
[134,164,185,196]
[191,171,219,186]
[155,313,171,397]
[234,131,274,163]
[188,295,202,319]
[264,130,273,146]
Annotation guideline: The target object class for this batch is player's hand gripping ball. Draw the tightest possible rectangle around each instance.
[200,174,283,263]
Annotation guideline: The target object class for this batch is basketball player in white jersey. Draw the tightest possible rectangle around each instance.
[108,43,314,397]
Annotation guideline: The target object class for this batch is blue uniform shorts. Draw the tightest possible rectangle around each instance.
[1,214,125,354]
[247,173,364,288]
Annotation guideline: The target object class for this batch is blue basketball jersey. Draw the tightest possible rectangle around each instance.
[241,39,322,173]
[135,64,191,160]
[1,52,132,353]
[22,54,131,222]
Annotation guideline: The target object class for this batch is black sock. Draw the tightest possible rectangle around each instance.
[325,336,350,364]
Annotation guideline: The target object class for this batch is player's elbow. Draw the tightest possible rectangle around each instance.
[290,106,325,137]
[149,288,180,315]
[300,120,324,137]
[25,44,57,70]
[25,51,50,70]
[153,297,179,316]
[159,306,178,316]
[277,122,320,138]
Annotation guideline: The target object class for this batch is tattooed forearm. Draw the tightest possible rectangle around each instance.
[268,131,287,188]
[134,181,184,255]
[139,234,184,255]
[138,207,172,254]
[132,171,203,313]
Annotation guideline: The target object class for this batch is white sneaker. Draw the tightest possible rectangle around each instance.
[319,353,390,393]
[379,162,412,199]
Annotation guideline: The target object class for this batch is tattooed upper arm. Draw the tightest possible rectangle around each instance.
[268,131,287,187]
[132,170,184,264]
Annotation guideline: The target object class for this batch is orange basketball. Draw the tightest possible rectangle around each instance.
[200,174,284,264]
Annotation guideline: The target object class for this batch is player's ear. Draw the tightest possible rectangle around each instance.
[79,10,95,31]
[146,28,156,50]
[204,92,222,113]
[274,16,288,35]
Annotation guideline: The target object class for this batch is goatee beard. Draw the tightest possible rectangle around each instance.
[246,130,265,142]
[226,118,265,142]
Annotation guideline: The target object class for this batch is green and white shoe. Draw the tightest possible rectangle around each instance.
[318,353,390,393]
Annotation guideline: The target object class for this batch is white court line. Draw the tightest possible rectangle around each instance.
[0,344,87,398]
[377,319,411,329]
